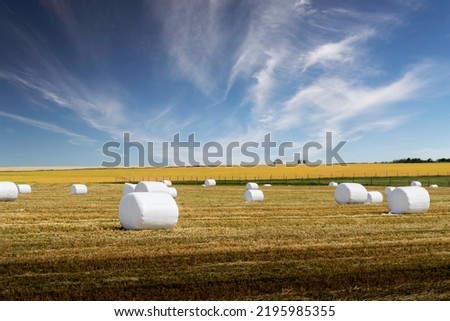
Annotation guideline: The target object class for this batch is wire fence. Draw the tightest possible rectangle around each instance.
[114,174,450,187]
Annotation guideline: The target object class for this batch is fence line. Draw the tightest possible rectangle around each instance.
[114,174,450,187]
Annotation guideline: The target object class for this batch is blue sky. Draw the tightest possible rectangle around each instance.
[0,0,449,167]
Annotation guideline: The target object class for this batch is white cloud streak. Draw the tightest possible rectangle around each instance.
[0,111,95,145]
[0,69,127,137]
[302,29,375,72]
[215,0,438,144]
[1,0,446,161]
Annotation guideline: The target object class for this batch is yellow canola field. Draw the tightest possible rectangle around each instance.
[1,163,449,184]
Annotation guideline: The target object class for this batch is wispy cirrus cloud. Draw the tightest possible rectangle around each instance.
[301,29,375,72]
[151,0,238,96]
[0,69,128,137]
[1,0,447,167]
[0,111,95,145]
[213,0,440,144]
[0,3,131,140]
[276,63,429,132]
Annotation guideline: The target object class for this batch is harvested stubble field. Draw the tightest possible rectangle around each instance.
[1,183,450,300]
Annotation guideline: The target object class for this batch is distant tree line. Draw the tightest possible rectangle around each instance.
[392,157,450,163]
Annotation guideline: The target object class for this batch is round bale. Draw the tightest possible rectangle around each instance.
[329,182,338,187]
[119,192,179,230]
[410,181,422,187]
[384,186,396,195]
[245,182,259,190]
[122,183,136,196]
[167,187,177,199]
[204,179,216,187]
[17,184,32,194]
[162,180,172,187]
[334,183,368,204]
[429,184,438,188]
[135,181,169,193]
[0,181,19,201]
[70,184,88,195]
[387,186,430,214]
[244,189,264,202]
[366,191,383,204]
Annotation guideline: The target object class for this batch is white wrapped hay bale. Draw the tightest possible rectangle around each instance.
[122,183,136,196]
[204,179,216,187]
[429,184,438,188]
[387,186,430,214]
[0,181,19,201]
[329,182,338,187]
[263,184,272,187]
[244,189,264,202]
[119,192,179,230]
[70,184,87,195]
[334,183,368,204]
[17,184,32,194]
[366,191,383,204]
[384,187,395,195]
[135,181,169,193]
[245,182,259,190]
[410,181,422,187]
[162,180,172,187]
[167,187,177,199]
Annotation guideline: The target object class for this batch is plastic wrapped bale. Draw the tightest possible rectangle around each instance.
[334,183,368,204]
[245,182,259,190]
[17,184,32,194]
[119,192,179,230]
[244,189,264,202]
[384,187,395,195]
[263,184,272,187]
[162,180,172,187]
[122,183,136,196]
[366,191,383,204]
[328,182,338,187]
[135,181,169,193]
[167,187,177,199]
[70,184,88,195]
[0,181,19,201]
[429,184,438,188]
[204,179,216,187]
[410,181,422,187]
[387,186,430,214]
